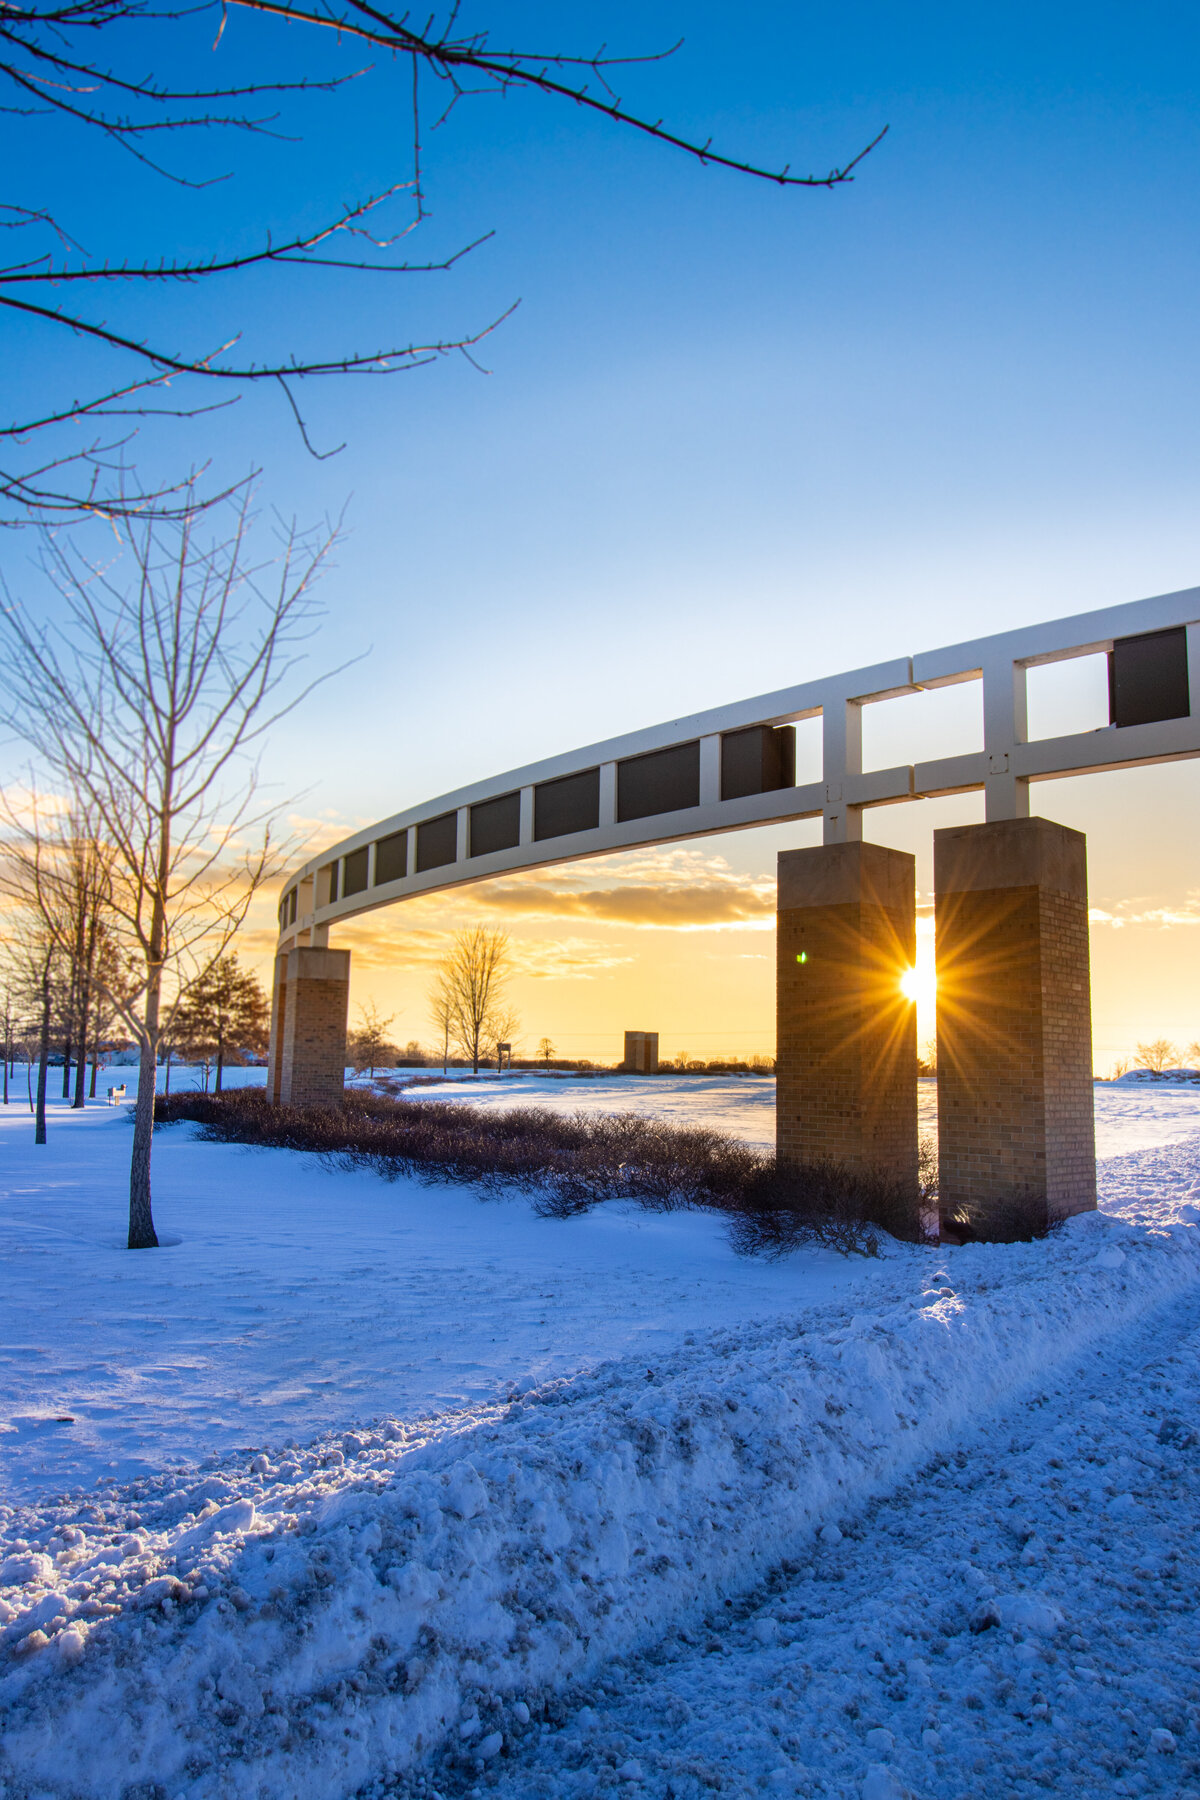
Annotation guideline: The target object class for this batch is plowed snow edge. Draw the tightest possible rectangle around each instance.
[3,1212,1199,1800]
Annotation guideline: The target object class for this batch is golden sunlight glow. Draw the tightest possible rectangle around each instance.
[900,964,937,1010]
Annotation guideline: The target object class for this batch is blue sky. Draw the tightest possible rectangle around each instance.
[5,2,1200,1060]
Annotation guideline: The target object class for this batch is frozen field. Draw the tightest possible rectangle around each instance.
[3,1072,1200,1798]
[399,1069,1200,1161]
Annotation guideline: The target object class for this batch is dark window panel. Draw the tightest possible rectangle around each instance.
[617,741,700,823]
[534,767,601,841]
[720,725,797,800]
[470,791,521,858]
[416,811,458,872]
[1109,627,1190,729]
[343,847,369,897]
[322,862,339,904]
[288,887,299,922]
[374,830,407,886]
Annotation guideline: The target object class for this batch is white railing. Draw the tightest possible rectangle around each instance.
[277,585,1200,947]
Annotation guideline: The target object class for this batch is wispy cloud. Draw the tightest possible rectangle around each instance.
[479,879,773,928]
[1090,894,1200,930]
[473,848,776,931]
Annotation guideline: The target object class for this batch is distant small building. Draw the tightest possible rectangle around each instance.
[623,1030,659,1073]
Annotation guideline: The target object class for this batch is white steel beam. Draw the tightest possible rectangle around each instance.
[276,586,1200,946]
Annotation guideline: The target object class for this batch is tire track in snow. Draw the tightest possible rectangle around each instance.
[436,1285,1200,1800]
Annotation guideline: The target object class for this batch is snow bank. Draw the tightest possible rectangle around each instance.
[1112,1066,1200,1085]
[3,1210,1200,1799]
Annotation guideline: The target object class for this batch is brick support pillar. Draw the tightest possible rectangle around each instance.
[275,946,350,1107]
[776,842,917,1182]
[266,950,289,1105]
[934,817,1095,1236]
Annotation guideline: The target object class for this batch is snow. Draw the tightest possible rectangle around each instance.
[474,1255,1200,1800]
[2,1075,1200,1798]
[1112,1066,1200,1085]
[0,1087,874,1504]
[398,1070,1200,1160]
[390,1071,789,1155]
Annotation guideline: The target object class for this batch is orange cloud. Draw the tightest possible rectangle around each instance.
[479,880,774,928]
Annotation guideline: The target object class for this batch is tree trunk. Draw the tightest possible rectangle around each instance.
[128,945,162,1247]
[26,1056,33,1113]
[88,1036,98,1098]
[35,960,51,1145]
[2,1025,8,1104]
[62,1034,72,1100]
[73,982,90,1107]
[74,925,97,1109]
[165,1046,172,1097]
[128,1033,159,1247]
[215,1041,224,1096]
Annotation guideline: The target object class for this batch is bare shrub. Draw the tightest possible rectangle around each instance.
[941,1188,1049,1244]
[154,1088,922,1257]
[727,1158,928,1260]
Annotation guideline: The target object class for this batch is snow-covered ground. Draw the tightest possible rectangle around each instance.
[477,1267,1200,1800]
[0,1082,875,1504]
[3,1076,1200,1798]
[399,1070,1200,1162]
[389,1072,788,1155]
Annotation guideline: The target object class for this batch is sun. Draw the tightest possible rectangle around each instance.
[900,963,937,1009]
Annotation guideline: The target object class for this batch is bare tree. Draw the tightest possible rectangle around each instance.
[0,487,339,1244]
[432,925,511,1076]
[537,1035,555,1068]
[1,6,884,521]
[347,998,397,1078]
[0,986,13,1103]
[1134,1039,1178,1074]
[3,913,59,1141]
[428,984,453,1075]
[85,927,133,1097]
[486,1004,521,1073]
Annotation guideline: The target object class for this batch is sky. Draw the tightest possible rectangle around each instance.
[4,1,1200,1067]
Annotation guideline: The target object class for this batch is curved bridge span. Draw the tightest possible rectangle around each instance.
[268,585,1200,1238]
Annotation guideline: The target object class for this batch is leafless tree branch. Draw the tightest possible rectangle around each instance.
[2,1,885,519]
[0,481,350,1237]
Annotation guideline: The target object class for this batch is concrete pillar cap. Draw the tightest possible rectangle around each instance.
[934,816,1086,899]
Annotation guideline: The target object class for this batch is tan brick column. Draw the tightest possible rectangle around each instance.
[266,951,289,1105]
[776,843,917,1183]
[277,946,350,1107]
[934,817,1095,1236]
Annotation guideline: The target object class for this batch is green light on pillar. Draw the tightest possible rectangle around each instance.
[796,952,808,964]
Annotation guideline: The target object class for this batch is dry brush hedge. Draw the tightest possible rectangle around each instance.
[154,1087,931,1255]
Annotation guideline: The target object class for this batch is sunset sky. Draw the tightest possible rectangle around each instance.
[6,2,1200,1068]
